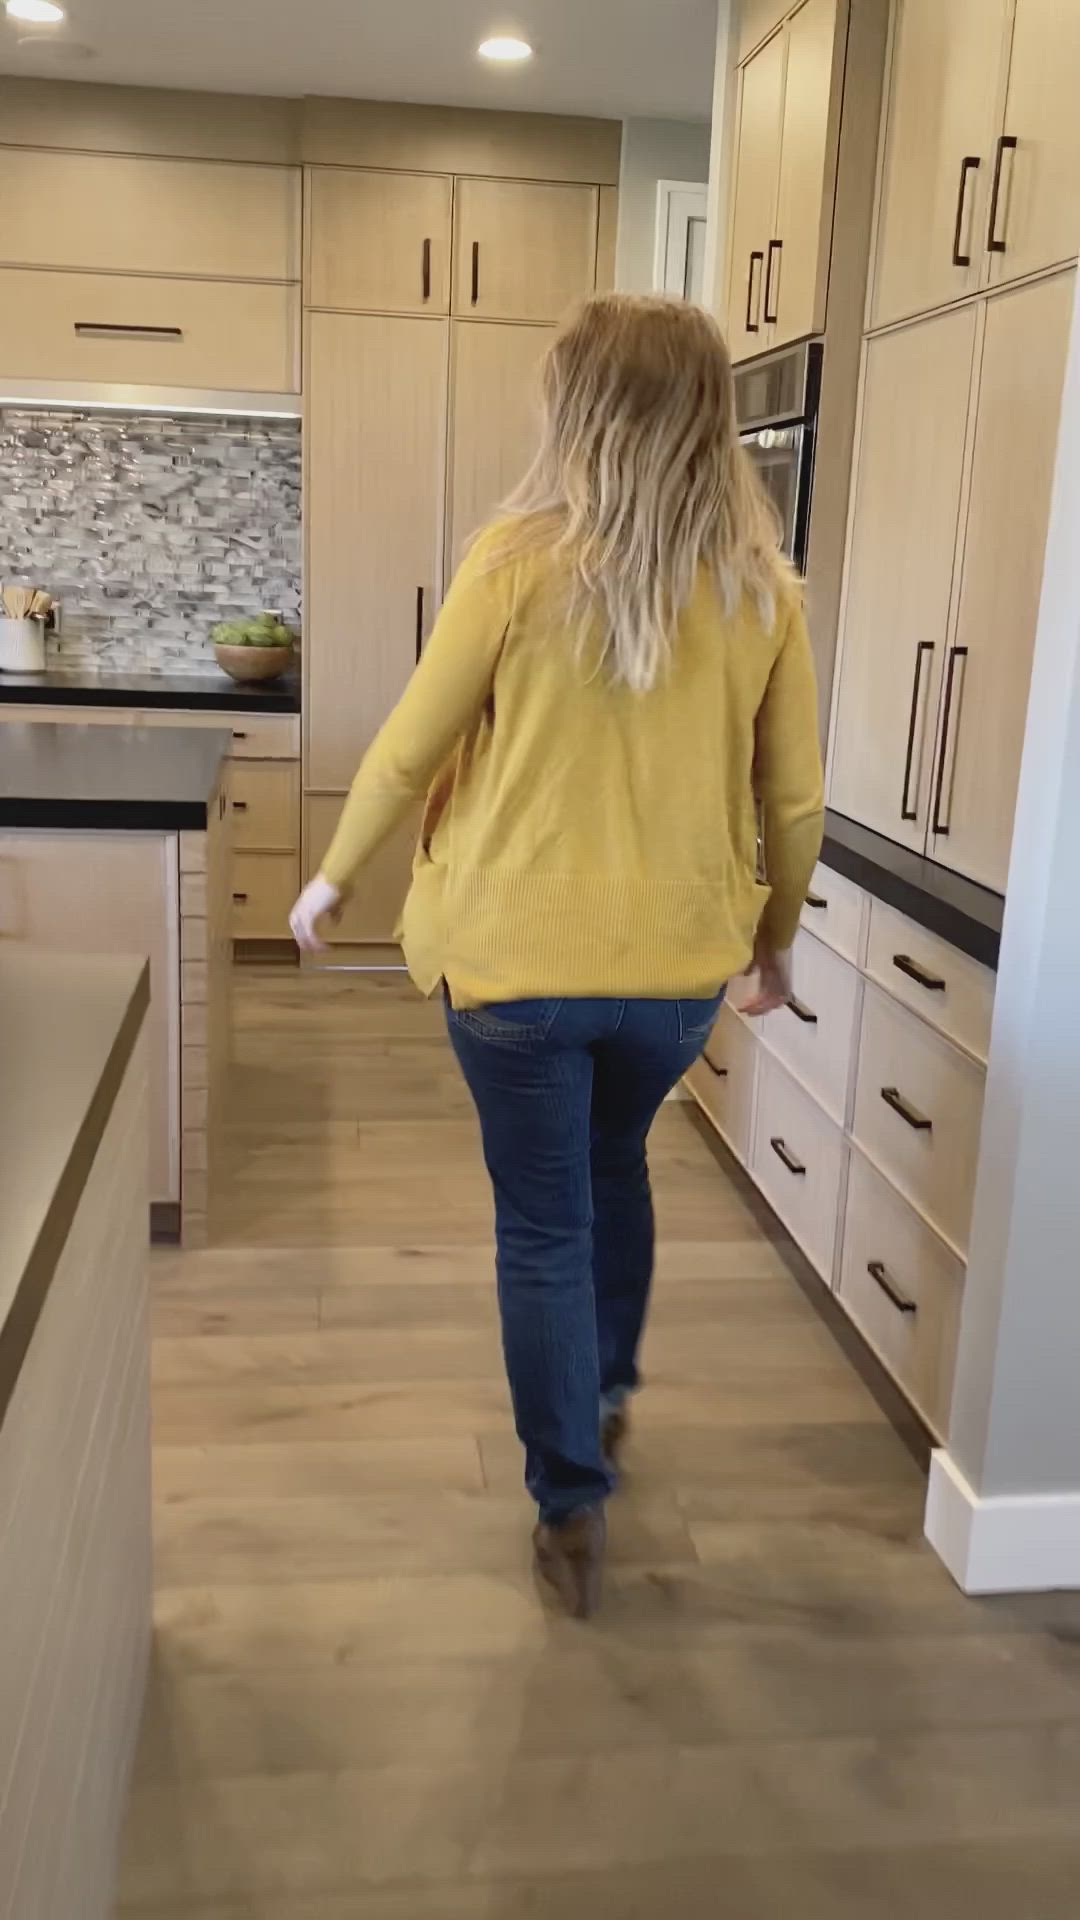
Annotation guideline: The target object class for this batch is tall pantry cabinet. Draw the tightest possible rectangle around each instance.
[303,153,611,944]
[828,0,1078,894]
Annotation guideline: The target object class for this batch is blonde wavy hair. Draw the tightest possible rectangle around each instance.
[492,293,792,692]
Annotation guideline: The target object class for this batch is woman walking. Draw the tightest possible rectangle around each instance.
[290,295,824,1617]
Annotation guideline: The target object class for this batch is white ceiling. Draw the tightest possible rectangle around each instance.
[0,0,718,121]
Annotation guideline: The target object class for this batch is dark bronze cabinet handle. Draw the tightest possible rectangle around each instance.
[232,891,248,903]
[745,250,764,333]
[703,1055,729,1079]
[787,996,818,1026]
[74,321,183,338]
[987,134,1017,253]
[232,799,248,812]
[471,240,480,305]
[232,730,248,741]
[770,1136,806,1176]
[422,238,432,301]
[932,645,968,836]
[415,586,425,664]
[805,891,827,910]
[951,156,980,266]
[881,1085,932,1132]
[893,953,946,992]
[900,641,934,821]
[763,239,782,324]
[867,1259,917,1315]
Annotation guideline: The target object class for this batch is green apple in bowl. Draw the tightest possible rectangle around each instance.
[212,615,296,682]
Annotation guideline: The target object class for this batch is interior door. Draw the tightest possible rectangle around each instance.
[656,183,709,300]
[928,269,1074,889]
[869,0,1009,329]
[770,0,837,349]
[446,320,554,581]
[828,305,977,849]
[305,310,447,791]
[452,179,598,323]
[725,28,786,363]
[985,0,1080,289]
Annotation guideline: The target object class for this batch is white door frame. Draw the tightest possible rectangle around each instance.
[654,178,709,299]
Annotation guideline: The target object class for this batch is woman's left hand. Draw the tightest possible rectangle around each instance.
[289,872,343,952]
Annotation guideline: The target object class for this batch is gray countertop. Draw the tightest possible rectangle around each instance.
[0,720,230,831]
[0,948,149,1426]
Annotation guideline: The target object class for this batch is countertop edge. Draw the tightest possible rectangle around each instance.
[819,812,1003,971]
[0,960,150,1435]
[0,672,301,715]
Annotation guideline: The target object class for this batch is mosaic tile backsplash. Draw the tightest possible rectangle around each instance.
[0,409,301,674]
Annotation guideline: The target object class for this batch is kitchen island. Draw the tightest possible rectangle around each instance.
[0,721,232,1244]
[0,947,151,1920]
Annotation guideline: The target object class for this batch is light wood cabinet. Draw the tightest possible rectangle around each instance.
[865,899,996,1064]
[726,25,787,362]
[869,0,1006,330]
[759,927,860,1124]
[307,167,452,314]
[829,304,977,848]
[985,0,1080,288]
[685,1004,759,1164]
[305,310,447,790]
[0,148,300,281]
[0,268,300,394]
[229,761,299,852]
[770,0,842,349]
[231,851,299,938]
[452,178,598,323]
[928,269,1074,890]
[751,1051,846,1282]
[304,795,418,946]
[446,321,554,578]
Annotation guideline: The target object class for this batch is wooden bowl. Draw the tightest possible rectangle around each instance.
[214,642,293,683]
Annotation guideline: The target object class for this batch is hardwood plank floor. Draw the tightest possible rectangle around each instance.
[118,968,1080,1917]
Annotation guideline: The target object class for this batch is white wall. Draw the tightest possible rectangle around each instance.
[614,115,712,294]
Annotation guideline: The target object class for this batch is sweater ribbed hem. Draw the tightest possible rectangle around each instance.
[400,863,768,1007]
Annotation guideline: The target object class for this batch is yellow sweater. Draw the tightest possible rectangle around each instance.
[321,526,825,1007]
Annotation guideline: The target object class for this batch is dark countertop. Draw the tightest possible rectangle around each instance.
[0,948,149,1427]
[0,666,300,714]
[0,721,230,831]
[820,810,1003,970]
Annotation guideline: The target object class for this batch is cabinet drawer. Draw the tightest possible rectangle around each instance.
[0,705,137,727]
[685,1005,758,1164]
[800,861,866,962]
[865,899,995,1063]
[751,1053,845,1282]
[0,150,300,282]
[852,984,985,1256]
[0,269,300,394]
[231,853,299,939]
[839,1151,964,1441]
[134,710,300,759]
[760,928,859,1123]
[229,761,299,851]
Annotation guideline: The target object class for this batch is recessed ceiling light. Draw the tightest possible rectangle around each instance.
[6,0,66,21]
[478,35,533,63]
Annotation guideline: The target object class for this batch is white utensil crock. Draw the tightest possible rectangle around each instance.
[0,618,46,672]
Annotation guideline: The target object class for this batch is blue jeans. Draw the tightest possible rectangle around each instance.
[445,992,724,1523]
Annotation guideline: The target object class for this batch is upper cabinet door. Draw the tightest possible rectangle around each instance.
[985,0,1080,289]
[726,27,786,363]
[828,305,977,850]
[869,0,1009,330]
[307,168,453,314]
[928,269,1075,890]
[446,321,555,581]
[453,179,598,323]
[770,0,840,350]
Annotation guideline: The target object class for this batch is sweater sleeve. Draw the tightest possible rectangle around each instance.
[319,538,514,890]
[754,594,826,951]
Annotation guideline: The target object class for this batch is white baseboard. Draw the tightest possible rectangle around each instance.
[925,1449,1080,1594]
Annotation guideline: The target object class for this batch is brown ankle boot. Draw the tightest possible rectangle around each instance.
[533,1506,607,1619]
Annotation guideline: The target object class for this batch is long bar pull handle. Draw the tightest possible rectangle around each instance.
[471,241,480,305]
[745,250,764,334]
[786,996,818,1026]
[804,891,828,911]
[703,1057,729,1080]
[415,587,425,664]
[951,156,980,266]
[422,238,432,301]
[75,322,183,338]
[763,239,782,324]
[893,953,946,992]
[900,642,934,822]
[770,1136,806,1177]
[867,1260,917,1315]
[931,645,968,837]
[881,1086,932,1133]
[987,135,1017,254]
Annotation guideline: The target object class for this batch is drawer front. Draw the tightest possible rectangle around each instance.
[0,269,300,394]
[134,710,300,759]
[686,1004,758,1164]
[853,985,985,1256]
[229,761,300,851]
[0,705,137,726]
[231,852,299,938]
[865,899,995,1063]
[839,1151,964,1440]
[751,1053,845,1282]
[760,928,859,1123]
[800,862,867,962]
